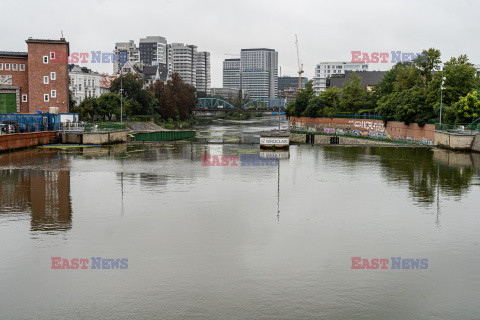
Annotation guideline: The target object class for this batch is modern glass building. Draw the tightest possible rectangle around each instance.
[139,36,167,66]
[222,58,240,90]
[240,48,278,100]
[222,49,278,100]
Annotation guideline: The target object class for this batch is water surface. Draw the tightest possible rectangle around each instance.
[0,118,479,319]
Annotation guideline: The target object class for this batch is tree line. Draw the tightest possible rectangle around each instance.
[286,48,480,126]
[72,73,197,122]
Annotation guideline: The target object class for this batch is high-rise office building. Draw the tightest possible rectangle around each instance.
[195,51,210,94]
[223,58,240,89]
[313,62,368,93]
[113,40,140,74]
[240,48,278,100]
[222,49,278,100]
[167,43,197,87]
[139,36,167,67]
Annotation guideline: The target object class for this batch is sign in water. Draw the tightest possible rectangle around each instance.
[260,138,289,145]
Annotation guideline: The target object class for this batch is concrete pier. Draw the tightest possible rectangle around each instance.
[434,131,479,151]
[60,131,127,145]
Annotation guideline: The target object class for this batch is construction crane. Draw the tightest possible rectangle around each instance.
[295,34,304,91]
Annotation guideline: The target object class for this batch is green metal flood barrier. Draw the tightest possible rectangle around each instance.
[133,131,196,142]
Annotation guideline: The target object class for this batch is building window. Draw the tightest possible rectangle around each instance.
[0,63,2,70]
[5,63,10,70]
[51,72,56,80]
[44,94,49,102]
[50,52,55,60]
[44,76,49,84]
[43,56,48,64]
[51,90,56,98]
[20,64,25,71]
[12,64,17,71]
[22,94,27,102]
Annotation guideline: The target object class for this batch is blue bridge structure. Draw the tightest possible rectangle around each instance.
[196,98,287,111]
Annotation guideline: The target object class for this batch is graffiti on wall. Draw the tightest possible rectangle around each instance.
[347,120,385,133]
[289,118,434,144]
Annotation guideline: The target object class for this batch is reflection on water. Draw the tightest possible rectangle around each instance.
[322,147,478,205]
[0,150,72,232]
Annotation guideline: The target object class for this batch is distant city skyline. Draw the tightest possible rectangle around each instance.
[2,0,480,88]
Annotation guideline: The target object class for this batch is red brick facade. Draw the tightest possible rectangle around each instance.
[0,38,69,114]
[0,55,28,112]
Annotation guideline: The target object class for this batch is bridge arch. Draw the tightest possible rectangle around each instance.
[196,98,236,110]
[241,98,287,110]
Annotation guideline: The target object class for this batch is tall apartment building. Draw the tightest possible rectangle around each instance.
[313,62,368,93]
[167,43,197,87]
[195,51,211,94]
[223,58,240,89]
[0,38,70,114]
[114,38,211,93]
[139,36,167,67]
[222,49,278,100]
[113,40,140,74]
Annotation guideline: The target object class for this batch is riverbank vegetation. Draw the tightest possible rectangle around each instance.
[72,72,197,125]
[286,48,480,126]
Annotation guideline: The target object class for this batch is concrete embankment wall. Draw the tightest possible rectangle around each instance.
[290,117,435,143]
[61,131,127,145]
[471,134,480,152]
[434,131,477,151]
[0,132,57,152]
[290,133,398,146]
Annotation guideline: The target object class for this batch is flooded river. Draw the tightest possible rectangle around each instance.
[1,117,479,319]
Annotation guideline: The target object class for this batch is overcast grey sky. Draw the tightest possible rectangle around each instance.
[2,0,479,87]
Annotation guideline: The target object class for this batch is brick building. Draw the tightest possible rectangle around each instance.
[0,38,69,114]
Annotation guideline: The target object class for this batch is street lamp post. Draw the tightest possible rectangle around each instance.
[120,68,123,127]
[439,68,446,127]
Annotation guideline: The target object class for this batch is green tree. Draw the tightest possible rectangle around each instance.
[149,73,196,121]
[68,90,76,112]
[427,55,479,121]
[453,91,480,124]
[95,93,121,121]
[339,73,367,113]
[302,96,326,117]
[288,80,315,117]
[72,96,96,120]
[319,87,341,108]
[111,73,156,116]
[375,49,442,125]
[413,48,441,85]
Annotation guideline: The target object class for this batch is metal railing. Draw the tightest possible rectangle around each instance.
[59,122,127,133]
[435,123,480,133]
